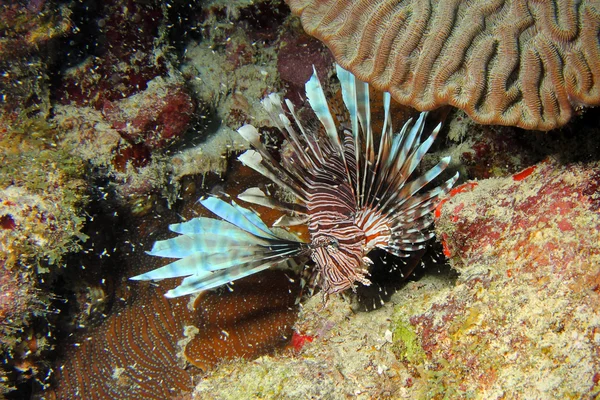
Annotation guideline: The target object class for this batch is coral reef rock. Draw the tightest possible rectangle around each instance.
[430,158,600,398]
[287,0,600,130]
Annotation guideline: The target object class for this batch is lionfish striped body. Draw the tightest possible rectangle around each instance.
[131,65,458,299]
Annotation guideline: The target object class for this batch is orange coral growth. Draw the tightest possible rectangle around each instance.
[49,270,300,398]
[512,165,537,181]
[184,270,301,371]
[287,0,600,130]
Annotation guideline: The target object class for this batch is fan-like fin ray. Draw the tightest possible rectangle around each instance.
[165,247,304,298]
[306,67,346,162]
[238,150,309,203]
[145,233,265,259]
[200,197,277,239]
[169,217,256,237]
[385,156,452,213]
[237,187,307,213]
[131,198,307,297]
[337,64,362,202]
[284,98,325,165]
[230,200,275,236]
[273,213,310,227]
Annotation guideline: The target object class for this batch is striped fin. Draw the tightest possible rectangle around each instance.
[337,64,362,203]
[238,124,289,179]
[342,66,375,208]
[392,113,427,173]
[273,213,309,227]
[237,126,310,202]
[145,233,266,258]
[199,197,276,239]
[131,197,308,297]
[356,78,374,208]
[262,94,314,171]
[365,91,393,208]
[377,113,431,211]
[284,98,325,166]
[238,150,309,203]
[165,265,267,298]
[393,173,459,215]
[385,156,452,213]
[169,217,257,237]
[337,64,360,141]
[305,67,345,159]
[401,122,442,181]
[230,200,274,236]
[237,187,307,214]
[134,245,287,281]
[164,250,304,298]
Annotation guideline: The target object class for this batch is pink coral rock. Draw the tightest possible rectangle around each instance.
[424,159,600,397]
[102,76,195,150]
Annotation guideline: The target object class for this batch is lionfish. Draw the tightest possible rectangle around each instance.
[131,65,458,299]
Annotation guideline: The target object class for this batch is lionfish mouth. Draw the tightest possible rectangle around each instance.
[131,64,458,300]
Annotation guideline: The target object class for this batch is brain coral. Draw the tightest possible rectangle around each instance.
[286,0,600,130]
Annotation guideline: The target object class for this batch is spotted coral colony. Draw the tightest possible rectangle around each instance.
[131,65,458,298]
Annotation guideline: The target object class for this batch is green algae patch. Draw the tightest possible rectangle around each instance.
[390,315,426,364]
[0,112,89,271]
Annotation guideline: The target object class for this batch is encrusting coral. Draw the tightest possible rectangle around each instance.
[0,115,89,396]
[423,159,600,398]
[287,0,600,130]
[48,267,300,399]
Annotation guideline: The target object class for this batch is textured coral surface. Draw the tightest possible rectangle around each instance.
[50,266,299,399]
[427,159,600,397]
[287,0,600,130]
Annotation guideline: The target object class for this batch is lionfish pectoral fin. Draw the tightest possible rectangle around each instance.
[238,187,307,215]
[198,196,277,239]
[273,213,310,227]
[130,197,307,298]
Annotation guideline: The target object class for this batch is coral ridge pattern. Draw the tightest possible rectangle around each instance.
[287,0,600,130]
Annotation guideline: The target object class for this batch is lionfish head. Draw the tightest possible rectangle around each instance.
[309,229,371,294]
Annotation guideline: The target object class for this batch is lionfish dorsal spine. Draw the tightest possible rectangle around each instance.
[305,67,354,192]
[284,98,325,167]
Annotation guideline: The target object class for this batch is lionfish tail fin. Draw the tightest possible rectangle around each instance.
[130,197,307,298]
